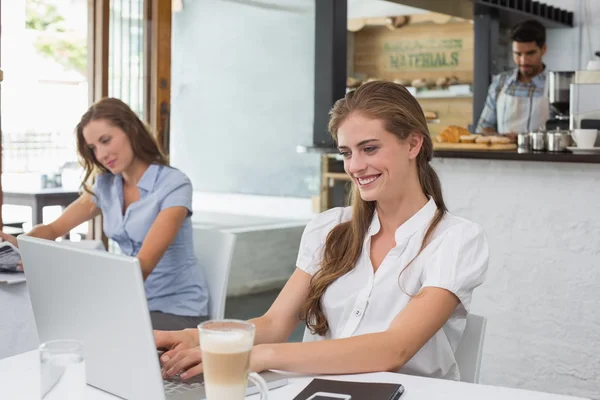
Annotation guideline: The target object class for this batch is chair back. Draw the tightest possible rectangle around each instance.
[193,228,237,319]
[455,313,487,383]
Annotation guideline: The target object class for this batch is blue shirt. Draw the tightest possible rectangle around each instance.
[476,67,551,132]
[93,164,209,317]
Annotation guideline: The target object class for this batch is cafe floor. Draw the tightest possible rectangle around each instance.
[225,288,305,343]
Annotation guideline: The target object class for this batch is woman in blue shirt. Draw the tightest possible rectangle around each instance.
[0,98,209,330]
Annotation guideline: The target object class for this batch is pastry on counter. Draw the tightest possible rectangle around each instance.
[439,125,470,143]
[435,76,450,88]
[435,76,461,88]
[411,78,430,89]
[490,136,511,144]
[366,77,380,83]
[459,134,480,143]
[475,136,492,144]
[475,135,512,145]
[393,78,411,86]
[424,110,438,120]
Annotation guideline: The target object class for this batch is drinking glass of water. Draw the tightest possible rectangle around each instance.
[40,340,86,399]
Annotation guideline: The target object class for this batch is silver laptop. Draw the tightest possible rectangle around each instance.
[58,239,106,252]
[18,236,288,400]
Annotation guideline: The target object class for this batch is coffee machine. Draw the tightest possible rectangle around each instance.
[570,69,600,134]
[546,71,575,130]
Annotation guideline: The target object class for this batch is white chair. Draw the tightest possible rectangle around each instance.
[455,313,487,384]
[192,228,237,320]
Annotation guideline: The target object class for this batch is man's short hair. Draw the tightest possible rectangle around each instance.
[511,19,546,48]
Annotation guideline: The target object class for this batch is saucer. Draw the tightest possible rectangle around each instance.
[566,146,600,154]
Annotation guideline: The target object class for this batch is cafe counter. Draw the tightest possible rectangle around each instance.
[298,144,600,399]
[297,145,600,164]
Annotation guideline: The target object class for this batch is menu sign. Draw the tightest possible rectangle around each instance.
[353,21,474,82]
[384,38,463,70]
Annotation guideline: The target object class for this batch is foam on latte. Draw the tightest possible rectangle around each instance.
[200,329,254,354]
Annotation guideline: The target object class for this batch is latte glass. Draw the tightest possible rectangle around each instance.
[199,320,268,400]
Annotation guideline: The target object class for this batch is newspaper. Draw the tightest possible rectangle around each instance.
[0,241,22,273]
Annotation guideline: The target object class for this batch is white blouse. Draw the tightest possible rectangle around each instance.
[296,198,489,380]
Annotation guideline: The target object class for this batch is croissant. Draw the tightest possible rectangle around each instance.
[439,125,469,143]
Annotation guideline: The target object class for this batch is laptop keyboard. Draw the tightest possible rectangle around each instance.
[163,375,204,395]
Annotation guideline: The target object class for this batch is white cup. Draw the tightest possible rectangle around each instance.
[571,129,598,148]
[587,60,600,71]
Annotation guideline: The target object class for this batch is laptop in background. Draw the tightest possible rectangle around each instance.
[18,236,287,400]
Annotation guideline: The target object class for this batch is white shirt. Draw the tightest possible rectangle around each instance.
[296,198,489,380]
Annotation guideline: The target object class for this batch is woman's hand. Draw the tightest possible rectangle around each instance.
[0,231,19,247]
[250,344,273,373]
[160,347,204,380]
[154,328,199,354]
[155,329,202,380]
[0,232,22,271]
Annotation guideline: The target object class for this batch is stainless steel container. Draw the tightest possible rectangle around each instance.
[517,132,531,151]
[530,130,546,151]
[546,129,572,152]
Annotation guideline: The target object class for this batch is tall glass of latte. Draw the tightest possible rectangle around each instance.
[199,320,269,400]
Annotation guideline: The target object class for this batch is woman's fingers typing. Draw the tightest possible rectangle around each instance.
[160,348,181,364]
[161,348,203,379]
[180,363,204,380]
[160,345,187,373]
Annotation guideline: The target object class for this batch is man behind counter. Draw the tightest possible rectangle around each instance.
[476,20,550,141]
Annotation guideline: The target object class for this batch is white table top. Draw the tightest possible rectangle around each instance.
[0,350,589,400]
[0,281,39,359]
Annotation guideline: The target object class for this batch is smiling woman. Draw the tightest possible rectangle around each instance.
[304,81,450,335]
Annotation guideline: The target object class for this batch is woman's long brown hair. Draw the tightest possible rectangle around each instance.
[75,97,168,194]
[300,81,448,336]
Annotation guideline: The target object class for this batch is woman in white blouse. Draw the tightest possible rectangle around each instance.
[157,81,489,381]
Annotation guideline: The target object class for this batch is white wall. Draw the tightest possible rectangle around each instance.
[170,0,319,198]
[432,157,600,400]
